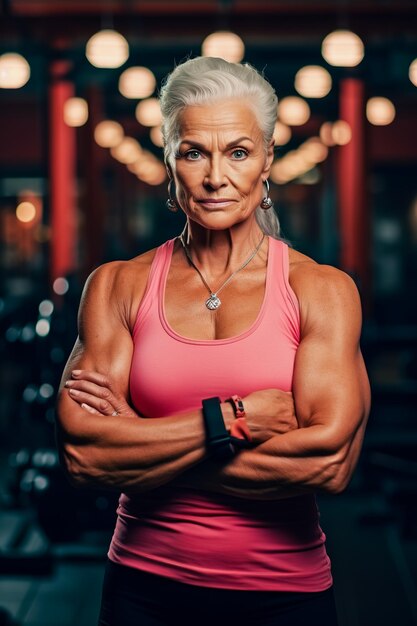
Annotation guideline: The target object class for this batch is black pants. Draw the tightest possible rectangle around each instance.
[98,560,339,626]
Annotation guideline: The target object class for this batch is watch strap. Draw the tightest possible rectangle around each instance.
[202,397,235,459]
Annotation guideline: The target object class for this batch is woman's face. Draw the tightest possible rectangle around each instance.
[171,99,274,231]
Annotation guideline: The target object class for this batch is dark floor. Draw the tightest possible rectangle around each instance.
[0,490,416,626]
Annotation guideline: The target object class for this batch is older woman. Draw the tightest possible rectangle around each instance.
[56,57,370,626]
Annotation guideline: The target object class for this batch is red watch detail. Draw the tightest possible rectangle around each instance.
[229,394,245,417]
[226,395,253,443]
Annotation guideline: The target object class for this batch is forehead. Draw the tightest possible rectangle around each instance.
[178,99,262,140]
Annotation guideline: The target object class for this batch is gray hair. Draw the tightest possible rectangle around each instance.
[159,56,281,239]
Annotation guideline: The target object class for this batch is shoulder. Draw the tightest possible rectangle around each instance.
[287,247,362,336]
[80,245,163,332]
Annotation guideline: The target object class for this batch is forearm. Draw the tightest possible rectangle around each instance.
[177,422,364,499]
[57,393,235,493]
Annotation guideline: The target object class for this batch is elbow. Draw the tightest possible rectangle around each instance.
[324,474,350,495]
[61,443,99,488]
[316,445,353,495]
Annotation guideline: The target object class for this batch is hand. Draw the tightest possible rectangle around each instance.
[64,370,138,418]
[242,389,298,444]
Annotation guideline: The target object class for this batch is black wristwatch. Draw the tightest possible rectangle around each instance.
[202,397,235,459]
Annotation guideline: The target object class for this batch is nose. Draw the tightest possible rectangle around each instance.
[204,155,227,190]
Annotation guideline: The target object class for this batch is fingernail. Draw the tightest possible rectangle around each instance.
[72,370,81,376]
[69,388,79,395]
[65,380,74,386]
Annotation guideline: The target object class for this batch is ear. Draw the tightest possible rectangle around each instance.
[262,139,275,178]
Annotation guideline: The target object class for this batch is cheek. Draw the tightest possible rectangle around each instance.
[175,167,202,194]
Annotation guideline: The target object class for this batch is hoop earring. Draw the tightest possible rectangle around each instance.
[260,179,273,210]
[166,179,178,212]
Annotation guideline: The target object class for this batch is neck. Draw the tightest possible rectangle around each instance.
[180,217,265,276]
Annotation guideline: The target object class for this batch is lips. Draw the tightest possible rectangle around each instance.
[196,198,238,209]
[196,198,236,203]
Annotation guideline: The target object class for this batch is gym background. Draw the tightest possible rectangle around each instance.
[1,1,417,625]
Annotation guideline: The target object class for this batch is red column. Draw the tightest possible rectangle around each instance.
[337,77,370,301]
[49,59,77,282]
[83,85,104,274]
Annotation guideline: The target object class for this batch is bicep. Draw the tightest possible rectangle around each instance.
[292,269,371,454]
[57,264,134,428]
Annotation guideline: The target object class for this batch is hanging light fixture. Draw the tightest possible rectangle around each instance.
[63,97,89,127]
[0,52,30,88]
[119,66,156,99]
[94,120,124,148]
[273,121,291,146]
[366,97,396,126]
[321,29,364,67]
[202,31,245,62]
[319,122,336,146]
[86,29,129,68]
[135,98,162,127]
[295,65,332,98]
[409,59,417,87]
[298,137,328,164]
[150,125,164,147]
[332,120,352,144]
[110,137,142,164]
[16,201,37,223]
[278,96,310,126]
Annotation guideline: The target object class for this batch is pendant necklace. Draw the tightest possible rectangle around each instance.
[179,230,266,310]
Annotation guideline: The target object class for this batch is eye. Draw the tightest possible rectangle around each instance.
[231,148,248,160]
[185,150,202,161]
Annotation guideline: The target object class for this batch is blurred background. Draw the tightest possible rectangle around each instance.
[0,1,417,625]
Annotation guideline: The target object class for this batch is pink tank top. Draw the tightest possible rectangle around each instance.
[108,236,333,591]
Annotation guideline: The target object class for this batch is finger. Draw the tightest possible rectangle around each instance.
[81,403,102,415]
[67,388,115,416]
[65,379,113,399]
[71,370,114,391]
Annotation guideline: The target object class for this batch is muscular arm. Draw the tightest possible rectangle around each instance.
[173,265,371,498]
[56,259,235,493]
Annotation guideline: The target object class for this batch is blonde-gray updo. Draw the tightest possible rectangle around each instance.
[159,56,281,238]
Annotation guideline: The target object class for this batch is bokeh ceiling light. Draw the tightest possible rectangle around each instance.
[270,161,289,185]
[319,122,336,146]
[366,97,396,126]
[299,137,328,163]
[321,29,364,67]
[16,201,36,223]
[273,121,291,146]
[295,65,332,98]
[278,96,310,126]
[135,98,162,127]
[139,162,167,186]
[332,120,352,145]
[202,31,245,62]
[0,52,30,88]
[119,66,156,99]
[110,137,142,164]
[150,125,164,147]
[86,29,129,68]
[63,97,88,127]
[409,59,417,87]
[94,120,124,147]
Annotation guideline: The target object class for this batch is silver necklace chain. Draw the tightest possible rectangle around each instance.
[179,230,266,310]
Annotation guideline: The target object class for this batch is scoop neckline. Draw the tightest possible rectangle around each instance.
[159,235,273,345]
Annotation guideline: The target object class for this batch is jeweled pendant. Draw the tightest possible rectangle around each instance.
[206,294,221,310]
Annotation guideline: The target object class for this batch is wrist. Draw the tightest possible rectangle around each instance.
[225,395,253,448]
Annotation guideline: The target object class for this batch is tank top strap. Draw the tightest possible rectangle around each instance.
[132,238,176,339]
[268,238,301,345]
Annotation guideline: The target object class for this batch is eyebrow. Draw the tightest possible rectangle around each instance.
[179,136,255,150]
